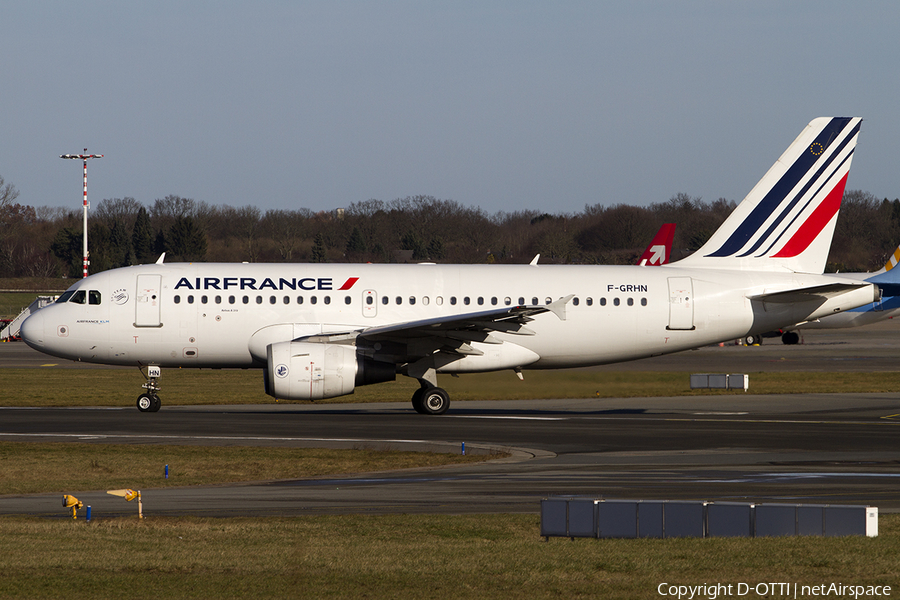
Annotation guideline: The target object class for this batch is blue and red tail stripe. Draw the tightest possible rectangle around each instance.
[705,117,859,258]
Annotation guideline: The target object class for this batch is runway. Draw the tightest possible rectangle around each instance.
[1,322,900,517]
[2,393,900,517]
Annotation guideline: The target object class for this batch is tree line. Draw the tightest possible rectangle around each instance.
[1,174,899,279]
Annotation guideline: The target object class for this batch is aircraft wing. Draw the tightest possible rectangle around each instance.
[749,282,873,304]
[300,295,573,350]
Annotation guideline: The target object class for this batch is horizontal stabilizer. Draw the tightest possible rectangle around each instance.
[749,282,872,304]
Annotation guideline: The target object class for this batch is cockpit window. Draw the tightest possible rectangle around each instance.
[56,290,75,303]
[69,290,86,304]
[89,290,101,305]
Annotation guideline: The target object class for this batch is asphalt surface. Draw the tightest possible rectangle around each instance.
[1,321,899,517]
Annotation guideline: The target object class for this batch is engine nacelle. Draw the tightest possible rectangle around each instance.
[265,341,395,400]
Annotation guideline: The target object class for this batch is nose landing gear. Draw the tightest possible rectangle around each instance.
[137,366,162,413]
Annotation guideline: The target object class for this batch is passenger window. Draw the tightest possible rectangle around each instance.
[422,296,430,306]
[450,297,457,305]
[627,298,634,306]
[256,296,263,304]
[586,297,593,306]
[464,297,470,305]
[600,298,607,306]
[215,295,222,304]
[89,290,101,305]
[310,296,318,305]
[544,297,551,305]
[242,296,249,304]
[345,296,352,305]
[297,296,304,305]
[436,296,443,306]
[202,296,208,304]
[490,297,497,306]
[324,296,331,305]
[477,297,484,305]
[283,296,290,304]
[614,298,620,306]
[269,296,276,305]
[187,295,194,304]
[396,296,402,305]
[504,297,511,306]
[641,298,648,306]
[532,297,538,305]
[229,296,236,304]
[366,296,374,305]
[70,290,86,304]
[381,296,388,305]
[518,297,525,305]
[573,297,579,306]
[173,295,181,304]
[409,296,416,305]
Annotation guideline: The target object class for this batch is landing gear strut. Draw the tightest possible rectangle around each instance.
[137,366,162,413]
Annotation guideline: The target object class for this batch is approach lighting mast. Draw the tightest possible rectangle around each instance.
[60,149,103,278]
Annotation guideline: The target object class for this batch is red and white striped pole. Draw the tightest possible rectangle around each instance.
[60,149,103,278]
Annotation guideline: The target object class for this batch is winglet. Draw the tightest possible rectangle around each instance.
[546,294,574,321]
[530,254,540,266]
[155,252,166,265]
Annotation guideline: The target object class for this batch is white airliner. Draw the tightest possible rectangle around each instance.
[21,117,878,414]
[775,245,900,343]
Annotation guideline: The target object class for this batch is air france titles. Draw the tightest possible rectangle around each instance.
[173,276,359,292]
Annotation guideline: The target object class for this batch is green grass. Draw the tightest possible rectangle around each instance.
[0,293,46,320]
[0,514,897,599]
[0,442,494,496]
[3,368,900,407]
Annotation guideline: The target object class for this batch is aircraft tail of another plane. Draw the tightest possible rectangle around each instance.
[638,223,676,266]
[675,117,862,274]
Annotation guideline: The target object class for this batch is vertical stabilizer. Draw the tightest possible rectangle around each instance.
[676,117,861,273]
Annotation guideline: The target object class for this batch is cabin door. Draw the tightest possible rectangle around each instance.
[666,277,695,330]
[135,274,163,327]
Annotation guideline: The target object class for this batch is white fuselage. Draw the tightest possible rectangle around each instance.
[22,262,877,372]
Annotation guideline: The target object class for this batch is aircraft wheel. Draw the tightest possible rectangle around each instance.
[781,331,800,345]
[137,394,154,412]
[411,388,427,414]
[150,395,162,412]
[420,387,450,415]
[744,334,761,346]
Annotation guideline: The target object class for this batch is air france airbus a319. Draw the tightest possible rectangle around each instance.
[22,117,878,415]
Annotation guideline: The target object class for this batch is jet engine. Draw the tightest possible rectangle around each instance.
[264,341,395,400]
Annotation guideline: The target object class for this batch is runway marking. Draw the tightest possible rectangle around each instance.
[449,416,566,421]
[40,364,58,367]
[0,432,446,445]
[882,413,900,420]
[663,417,900,426]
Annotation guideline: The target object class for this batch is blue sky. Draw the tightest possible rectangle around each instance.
[2,1,899,215]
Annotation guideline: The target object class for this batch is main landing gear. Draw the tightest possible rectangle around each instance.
[137,366,162,413]
[411,383,450,415]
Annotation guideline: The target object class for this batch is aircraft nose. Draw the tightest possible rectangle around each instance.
[20,311,45,349]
